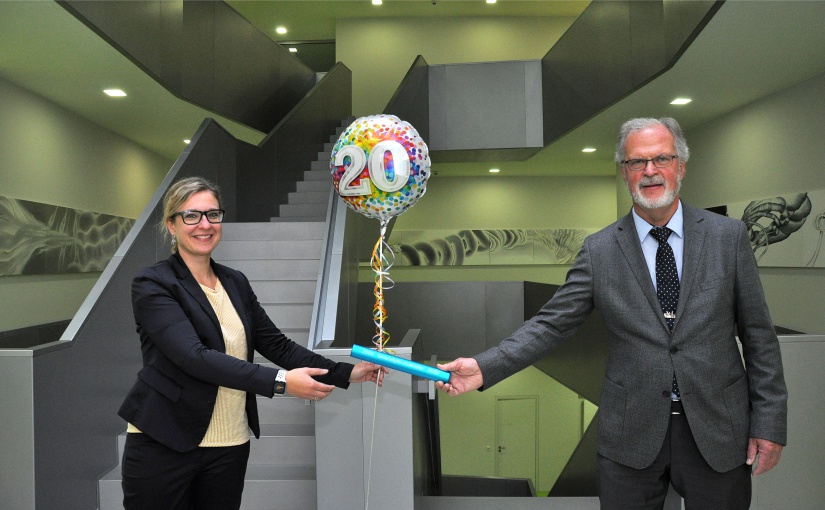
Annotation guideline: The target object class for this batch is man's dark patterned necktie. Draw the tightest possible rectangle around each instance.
[651,226,681,399]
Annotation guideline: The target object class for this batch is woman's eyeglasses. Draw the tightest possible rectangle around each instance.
[172,209,225,225]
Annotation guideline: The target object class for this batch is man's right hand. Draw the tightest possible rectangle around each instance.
[436,358,483,396]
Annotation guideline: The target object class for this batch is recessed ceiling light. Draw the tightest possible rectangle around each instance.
[372,0,382,5]
[486,0,497,4]
[183,139,191,144]
[489,168,500,173]
[275,26,287,35]
[288,47,298,53]
[670,97,692,105]
[582,147,596,153]
[104,89,126,97]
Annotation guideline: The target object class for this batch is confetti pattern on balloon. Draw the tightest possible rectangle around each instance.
[330,114,431,221]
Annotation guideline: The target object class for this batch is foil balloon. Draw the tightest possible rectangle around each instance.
[330,114,430,221]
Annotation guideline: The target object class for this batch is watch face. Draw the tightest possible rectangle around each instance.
[274,382,286,394]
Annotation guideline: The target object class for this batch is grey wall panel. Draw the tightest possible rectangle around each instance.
[316,350,417,510]
[428,66,447,152]
[753,336,825,509]
[0,355,35,510]
[354,281,490,359]
[484,282,526,351]
[385,55,430,144]
[429,61,542,153]
[32,252,147,510]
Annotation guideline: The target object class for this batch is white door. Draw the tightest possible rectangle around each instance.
[495,396,538,485]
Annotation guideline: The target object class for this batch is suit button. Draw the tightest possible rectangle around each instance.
[670,347,678,354]
[662,390,670,398]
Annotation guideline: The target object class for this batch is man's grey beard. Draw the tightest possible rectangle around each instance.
[627,175,681,210]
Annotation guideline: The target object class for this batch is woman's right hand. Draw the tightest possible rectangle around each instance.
[284,367,336,401]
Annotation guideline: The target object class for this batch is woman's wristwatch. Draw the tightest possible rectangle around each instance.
[273,369,287,396]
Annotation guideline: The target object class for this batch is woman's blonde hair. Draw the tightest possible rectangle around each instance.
[160,176,222,253]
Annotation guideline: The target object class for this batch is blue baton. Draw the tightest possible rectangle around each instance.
[350,344,451,383]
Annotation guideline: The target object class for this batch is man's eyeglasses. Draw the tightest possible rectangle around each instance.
[621,155,678,172]
[172,209,225,225]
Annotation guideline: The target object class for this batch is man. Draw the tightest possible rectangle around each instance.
[437,117,787,509]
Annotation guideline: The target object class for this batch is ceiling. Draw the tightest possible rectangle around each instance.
[2,1,825,179]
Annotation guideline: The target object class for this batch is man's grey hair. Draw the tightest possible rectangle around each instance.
[614,117,690,165]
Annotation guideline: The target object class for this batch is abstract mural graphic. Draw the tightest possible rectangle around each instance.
[0,195,134,276]
[723,189,825,268]
[390,228,594,266]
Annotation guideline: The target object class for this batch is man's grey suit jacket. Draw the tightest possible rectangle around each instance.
[475,203,787,473]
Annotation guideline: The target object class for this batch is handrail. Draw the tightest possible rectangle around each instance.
[309,192,347,349]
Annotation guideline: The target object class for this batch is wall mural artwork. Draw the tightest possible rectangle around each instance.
[0,195,134,276]
[390,228,596,266]
[723,189,825,268]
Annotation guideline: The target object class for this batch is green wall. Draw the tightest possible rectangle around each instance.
[379,175,618,284]
[0,76,171,331]
[438,366,597,494]
[337,16,577,117]
[683,71,825,334]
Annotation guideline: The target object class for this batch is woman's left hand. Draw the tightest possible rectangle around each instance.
[349,362,388,386]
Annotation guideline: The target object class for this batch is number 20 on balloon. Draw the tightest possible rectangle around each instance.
[333,141,410,196]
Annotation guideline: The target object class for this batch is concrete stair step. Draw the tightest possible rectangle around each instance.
[241,465,317,510]
[213,239,323,261]
[249,424,315,465]
[223,260,320,281]
[256,395,315,425]
[261,304,312,329]
[270,216,327,223]
[279,203,328,218]
[244,280,316,305]
[310,159,330,172]
[220,222,325,241]
[297,180,332,193]
[288,190,331,205]
[303,169,329,181]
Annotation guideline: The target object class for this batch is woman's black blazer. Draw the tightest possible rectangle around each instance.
[118,253,353,452]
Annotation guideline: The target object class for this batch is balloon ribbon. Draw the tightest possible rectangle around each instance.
[371,219,394,352]
[365,219,396,510]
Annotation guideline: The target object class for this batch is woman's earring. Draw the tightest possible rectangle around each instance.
[171,237,177,248]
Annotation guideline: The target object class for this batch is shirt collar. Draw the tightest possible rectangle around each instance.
[632,200,684,242]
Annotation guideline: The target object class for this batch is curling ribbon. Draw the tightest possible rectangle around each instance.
[371,219,394,352]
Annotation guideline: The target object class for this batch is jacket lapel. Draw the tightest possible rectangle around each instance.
[673,205,706,332]
[614,213,667,329]
[168,253,222,335]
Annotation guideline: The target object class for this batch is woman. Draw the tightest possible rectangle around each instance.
[118,176,385,509]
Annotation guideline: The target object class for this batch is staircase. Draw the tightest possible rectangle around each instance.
[97,125,348,509]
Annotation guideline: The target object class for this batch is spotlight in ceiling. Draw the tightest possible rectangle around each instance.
[372,0,382,5]
[489,168,500,173]
[670,97,692,105]
[582,147,596,153]
[487,0,497,4]
[288,47,298,53]
[275,26,287,35]
[184,139,191,144]
[103,89,126,97]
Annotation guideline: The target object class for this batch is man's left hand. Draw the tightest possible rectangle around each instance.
[747,437,783,475]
